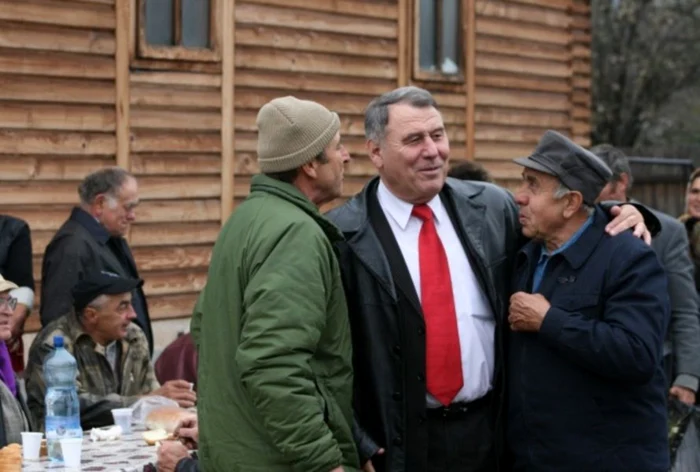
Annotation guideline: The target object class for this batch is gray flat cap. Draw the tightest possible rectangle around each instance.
[514,130,612,205]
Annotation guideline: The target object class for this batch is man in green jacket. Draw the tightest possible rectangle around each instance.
[191,96,360,472]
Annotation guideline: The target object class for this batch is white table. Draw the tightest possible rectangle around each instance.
[22,426,156,472]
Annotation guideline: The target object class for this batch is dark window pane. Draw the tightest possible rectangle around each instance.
[419,0,436,71]
[441,0,460,74]
[145,0,174,46]
[182,0,211,48]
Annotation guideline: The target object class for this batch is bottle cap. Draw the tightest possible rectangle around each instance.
[53,335,64,348]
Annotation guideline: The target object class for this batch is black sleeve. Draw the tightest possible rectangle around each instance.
[4,223,34,290]
[40,239,87,326]
[175,458,200,472]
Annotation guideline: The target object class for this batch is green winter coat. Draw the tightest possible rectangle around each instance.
[191,174,360,472]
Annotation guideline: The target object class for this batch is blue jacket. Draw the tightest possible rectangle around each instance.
[507,207,670,472]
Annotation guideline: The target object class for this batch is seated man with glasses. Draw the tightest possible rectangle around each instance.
[0,275,33,446]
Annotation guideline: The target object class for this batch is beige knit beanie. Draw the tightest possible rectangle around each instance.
[256,96,341,173]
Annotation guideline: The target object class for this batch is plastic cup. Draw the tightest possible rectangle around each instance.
[20,432,42,460]
[59,437,82,469]
[111,407,133,434]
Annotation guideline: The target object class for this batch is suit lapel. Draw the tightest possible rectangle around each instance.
[345,224,397,302]
[114,238,139,277]
[441,191,488,266]
[440,185,503,322]
[98,239,129,277]
[368,188,423,318]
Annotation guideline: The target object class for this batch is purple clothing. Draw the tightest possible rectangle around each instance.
[0,342,17,396]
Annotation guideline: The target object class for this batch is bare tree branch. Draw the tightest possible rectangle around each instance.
[591,0,700,148]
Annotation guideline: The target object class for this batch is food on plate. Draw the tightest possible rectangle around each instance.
[145,406,190,434]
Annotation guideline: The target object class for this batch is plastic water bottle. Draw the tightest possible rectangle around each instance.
[44,335,82,463]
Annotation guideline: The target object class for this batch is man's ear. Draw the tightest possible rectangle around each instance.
[367,139,383,169]
[81,306,98,326]
[299,160,318,180]
[562,191,584,218]
[619,173,630,191]
[93,194,107,215]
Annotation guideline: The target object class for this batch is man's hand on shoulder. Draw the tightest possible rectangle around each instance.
[605,205,651,244]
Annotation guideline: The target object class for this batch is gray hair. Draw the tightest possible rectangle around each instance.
[553,182,595,216]
[589,144,633,191]
[76,293,110,320]
[364,86,438,142]
[78,167,133,206]
[87,294,109,310]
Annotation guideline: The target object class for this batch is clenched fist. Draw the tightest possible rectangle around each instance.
[508,292,551,332]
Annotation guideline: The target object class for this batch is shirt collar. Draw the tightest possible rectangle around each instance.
[70,207,111,244]
[377,180,446,230]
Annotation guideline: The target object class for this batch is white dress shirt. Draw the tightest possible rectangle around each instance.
[377,181,495,406]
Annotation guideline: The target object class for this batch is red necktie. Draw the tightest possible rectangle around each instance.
[412,204,463,405]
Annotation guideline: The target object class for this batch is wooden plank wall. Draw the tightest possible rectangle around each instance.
[0,0,593,335]
[570,0,592,147]
[233,0,399,209]
[0,0,118,332]
[127,69,220,321]
[472,0,591,186]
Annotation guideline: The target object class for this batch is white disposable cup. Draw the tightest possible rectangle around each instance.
[20,432,42,460]
[111,407,133,434]
[59,437,82,468]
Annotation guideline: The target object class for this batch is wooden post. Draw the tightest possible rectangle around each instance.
[116,0,132,242]
[221,0,235,224]
[397,0,408,87]
[465,0,476,160]
[116,0,131,171]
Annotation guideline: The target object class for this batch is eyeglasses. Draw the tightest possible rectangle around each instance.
[0,297,17,311]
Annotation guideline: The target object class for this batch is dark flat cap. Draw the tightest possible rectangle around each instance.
[514,130,612,205]
[71,270,143,313]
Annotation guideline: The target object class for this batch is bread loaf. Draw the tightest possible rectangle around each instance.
[142,429,170,446]
[144,407,190,434]
[0,443,21,472]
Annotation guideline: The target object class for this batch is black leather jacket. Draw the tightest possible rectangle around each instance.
[326,177,522,472]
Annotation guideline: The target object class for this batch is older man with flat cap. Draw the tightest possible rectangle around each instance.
[506,130,670,472]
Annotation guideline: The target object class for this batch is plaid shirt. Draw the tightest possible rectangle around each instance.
[25,312,159,430]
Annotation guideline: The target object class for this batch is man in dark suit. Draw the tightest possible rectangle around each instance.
[507,132,670,471]
[325,87,655,472]
[0,214,35,372]
[40,167,154,355]
[592,144,700,405]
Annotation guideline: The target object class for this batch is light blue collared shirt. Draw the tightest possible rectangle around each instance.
[532,215,594,292]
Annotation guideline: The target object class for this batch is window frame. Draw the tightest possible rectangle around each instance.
[136,0,222,63]
[412,0,465,83]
